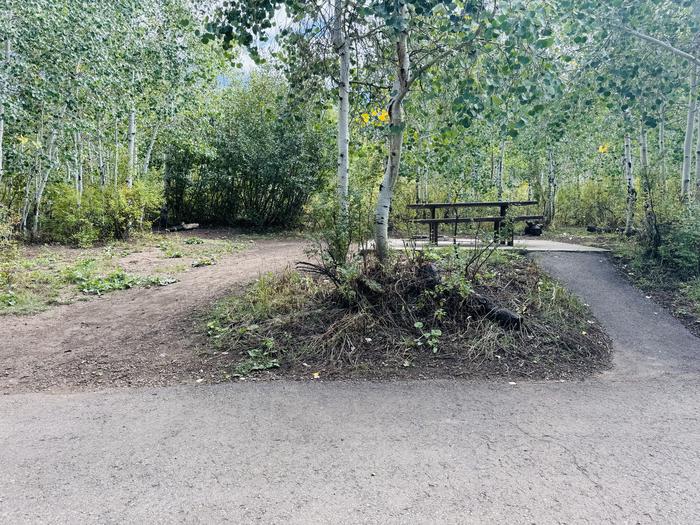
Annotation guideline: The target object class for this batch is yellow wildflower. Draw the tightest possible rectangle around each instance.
[598,143,609,154]
[361,113,370,123]
[371,109,378,117]
[378,109,390,122]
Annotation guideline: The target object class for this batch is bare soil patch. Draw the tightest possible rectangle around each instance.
[0,233,307,394]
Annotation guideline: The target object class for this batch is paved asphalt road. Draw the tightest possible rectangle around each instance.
[1,252,699,524]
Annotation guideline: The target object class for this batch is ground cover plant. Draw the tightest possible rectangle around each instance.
[0,230,253,315]
[205,247,611,381]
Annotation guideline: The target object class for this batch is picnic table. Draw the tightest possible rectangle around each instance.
[407,200,543,245]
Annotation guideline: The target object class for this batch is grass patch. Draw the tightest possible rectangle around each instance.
[205,249,611,381]
[0,230,254,315]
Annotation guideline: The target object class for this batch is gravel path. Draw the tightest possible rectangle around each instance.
[0,249,698,523]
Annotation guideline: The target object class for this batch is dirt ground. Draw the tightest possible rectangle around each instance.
[0,232,307,394]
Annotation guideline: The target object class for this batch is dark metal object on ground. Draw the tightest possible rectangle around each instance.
[523,221,543,236]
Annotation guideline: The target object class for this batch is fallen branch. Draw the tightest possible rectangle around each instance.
[165,222,199,232]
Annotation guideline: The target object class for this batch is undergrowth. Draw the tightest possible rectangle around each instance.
[63,259,176,295]
[0,231,247,315]
[206,248,611,380]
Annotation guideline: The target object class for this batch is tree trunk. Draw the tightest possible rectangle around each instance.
[141,121,159,175]
[127,107,136,188]
[544,149,557,225]
[97,129,106,187]
[333,0,350,247]
[624,134,636,236]
[682,65,697,198]
[658,105,666,184]
[20,153,36,233]
[0,40,9,186]
[114,115,119,187]
[73,130,83,203]
[373,5,409,261]
[496,140,506,201]
[32,127,59,238]
[0,101,4,187]
[639,125,660,251]
[696,110,700,202]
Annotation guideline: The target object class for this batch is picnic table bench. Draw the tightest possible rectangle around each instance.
[407,200,543,246]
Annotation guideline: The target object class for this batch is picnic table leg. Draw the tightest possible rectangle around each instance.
[430,223,438,244]
[499,204,509,245]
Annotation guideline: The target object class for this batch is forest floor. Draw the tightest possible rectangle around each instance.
[545,226,700,338]
[0,230,307,394]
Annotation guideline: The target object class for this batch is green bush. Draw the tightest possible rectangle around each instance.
[164,72,333,229]
[0,205,20,292]
[657,206,700,279]
[43,179,163,246]
[556,178,626,228]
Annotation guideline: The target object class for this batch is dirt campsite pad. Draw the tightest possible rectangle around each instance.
[0,232,307,393]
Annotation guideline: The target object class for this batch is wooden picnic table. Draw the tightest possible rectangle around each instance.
[406,200,541,245]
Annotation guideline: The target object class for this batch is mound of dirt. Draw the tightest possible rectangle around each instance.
[205,253,612,381]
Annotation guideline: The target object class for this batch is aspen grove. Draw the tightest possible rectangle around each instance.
[0,0,699,280]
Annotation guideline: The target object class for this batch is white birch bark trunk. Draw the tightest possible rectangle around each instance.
[0,40,9,186]
[74,130,83,202]
[97,129,106,187]
[374,5,409,261]
[496,140,506,201]
[141,121,159,175]
[0,101,4,187]
[20,151,36,233]
[114,116,119,188]
[624,134,636,236]
[695,110,700,201]
[682,65,697,198]
[20,174,34,233]
[333,0,350,241]
[127,107,136,188]
[544,150,556,225]
[32,127,59,237]
[658,105,666,184]
[639,125,660,249]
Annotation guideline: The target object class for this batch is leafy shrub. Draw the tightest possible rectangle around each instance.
[43,179,163,246]
[556,178,625,228]
[657,206,700,279]
[164,72,333,229]
[0,205,20,294]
